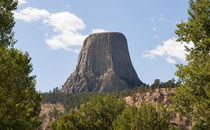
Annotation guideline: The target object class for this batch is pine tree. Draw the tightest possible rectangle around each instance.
[0,0,42,129]
[0,0,17,47]
[0,48,42,129]
[51,95,126,130]
[171,0,210,129]
[51,110,88,130]
[80,95,126,130]
[113,103,171,130]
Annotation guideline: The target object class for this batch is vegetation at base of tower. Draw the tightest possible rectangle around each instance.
[171,0,210,129]
[50,96,173,130]
[80,96,126,130]
[0,0,42,129]
[113,103,172,130]
[42,78,179,112]
[50,110,88,130]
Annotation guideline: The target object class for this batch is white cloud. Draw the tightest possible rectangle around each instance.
[18,0,27,5]
[15,7,105,52]
[44,12,88,51]
[14,7,108,52]
[166,57,176,64]
[44,12,85,32]
[46,31,87,51]
[142,37,194,63]
[14,7,50,22]
[91,29,109,33]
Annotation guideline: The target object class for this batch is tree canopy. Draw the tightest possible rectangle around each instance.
[172,0,210,129]
[51,96,126,130]
[51,96,173,130]
[113,103,171,130]
[0,48,42,129]
[0,0,17,47]
[0,0,42,129]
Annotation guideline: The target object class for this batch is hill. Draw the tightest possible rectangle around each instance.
[40,79,192,129]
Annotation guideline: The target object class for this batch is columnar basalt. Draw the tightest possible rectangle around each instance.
[60,32,142,93]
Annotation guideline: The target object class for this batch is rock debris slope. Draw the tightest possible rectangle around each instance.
[61,32,142,93]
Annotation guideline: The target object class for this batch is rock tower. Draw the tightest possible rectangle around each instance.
[60,32,142,93]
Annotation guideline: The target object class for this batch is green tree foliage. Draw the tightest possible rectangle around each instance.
[51,96,174,130]
[171,0,210,129]
[42,92,105,112]
[81,96,126,130]
[0,0,42,129]
[0,48,42,129]
[113,105,138,130]
[51,96,126,130]
[42,79,178,112]
[51,110,88,130]
[0,0,17,47]
[113,102,171,130]
[150,78,179,90]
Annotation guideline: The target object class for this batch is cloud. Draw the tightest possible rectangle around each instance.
[14,7,108,52]
[18,0,27,5]
[166,57,176,64]
[45,29,87,51]
[91,29,109,33]
[142,37,194,63]
[44,12,85,32]
[14,7,91,52]
[14,7,50,22]
[44,12,88,51]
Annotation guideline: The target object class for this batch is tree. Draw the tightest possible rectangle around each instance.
[171,0,210,129]
[113,102,172,130]
[0,0,17,47]
[81,95,126,130]
[51,110,88,130]
[151,79,161,89]
[0,48,42,129]
[113,105,138,130]
[51,95,126,130]
[0,0,42,129]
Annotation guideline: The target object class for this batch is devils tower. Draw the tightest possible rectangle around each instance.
[60,32,142,94]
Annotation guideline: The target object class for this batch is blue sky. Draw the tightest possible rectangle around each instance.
[14,0,190,92]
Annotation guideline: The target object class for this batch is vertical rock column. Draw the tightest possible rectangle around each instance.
[60,32,142,94]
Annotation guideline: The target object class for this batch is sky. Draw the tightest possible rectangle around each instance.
[14,0,191,92]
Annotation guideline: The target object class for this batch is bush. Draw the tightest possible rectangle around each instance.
[51,96,174,130]
[113,102,172,130]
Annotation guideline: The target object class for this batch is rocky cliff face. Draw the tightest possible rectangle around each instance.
[60,32,142,94]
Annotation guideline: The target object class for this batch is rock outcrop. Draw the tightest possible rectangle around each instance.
[60,32,142,94]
